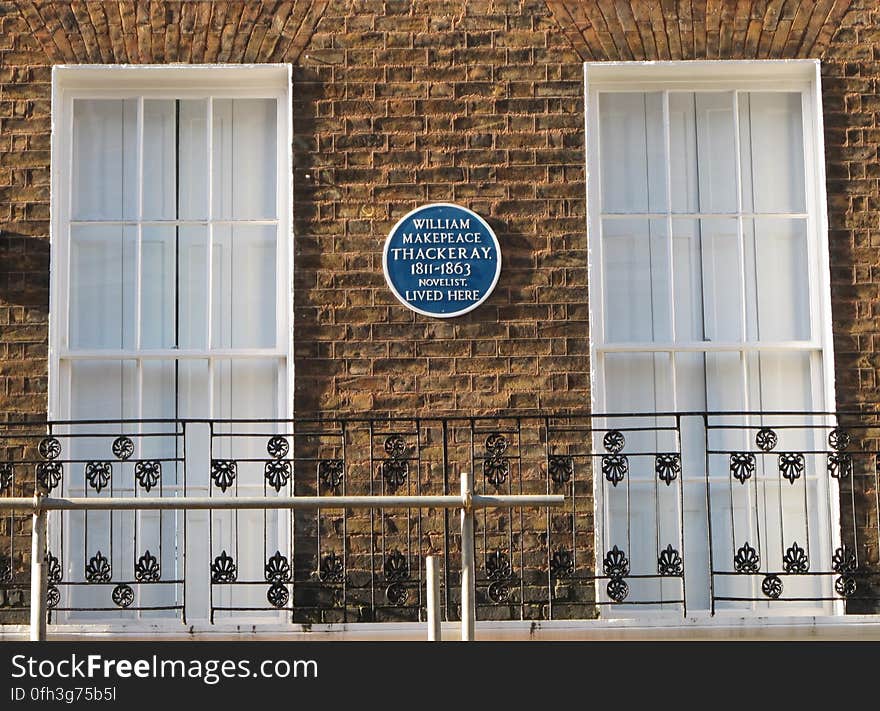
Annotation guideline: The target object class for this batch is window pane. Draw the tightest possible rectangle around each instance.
[695,218,742,342]
[739,92,805,214]
[671,219,705,342]
[598,92,666,213]
[749,218,811,341]
[69,224,136,349]
[141,359,177,422]
[694,92,737,213]
[139,225,208,349]
[747,351,816,411]
[178,226,209,349]
[72,99,137,220]
[211,224,277,348]
[142,101,176,220]
[65,360,137,620]
[212,98,277,219]
[705,352,745,410]
[212,359,279,421]
[179,100,209,219]
[668,93,699,213]
[602,219,669,342]
[591,77,825,617]
[68,360,137,421]
[670,92,737,213]
[672,218,742,343]
[209,357,282,611]
[603,352,672,413]
[142,100,209,220]
[140,225,176,348]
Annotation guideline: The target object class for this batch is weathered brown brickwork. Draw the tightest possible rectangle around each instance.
[816,1,880,413]
[0,0,591,420]
[809,0,880,592]
[3,0,877,420]
[292,0,587,416]
[0,3,49,421]
[549,0,853,61]
[2,0,880,624]
[2,0,876,422]
[290,0,590,620]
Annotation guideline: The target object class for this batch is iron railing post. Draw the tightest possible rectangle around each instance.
[426,555,441,641]
[460,472,475,641]
[30,494,47,641]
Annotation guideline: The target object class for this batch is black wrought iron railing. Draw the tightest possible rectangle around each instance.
[1,411,878,625]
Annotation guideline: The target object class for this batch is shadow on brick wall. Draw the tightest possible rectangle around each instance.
[0,230,49,419]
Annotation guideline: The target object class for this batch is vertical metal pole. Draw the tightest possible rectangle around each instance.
[30,498,47,641]
[426,555,441,641]
[460,472,475,641]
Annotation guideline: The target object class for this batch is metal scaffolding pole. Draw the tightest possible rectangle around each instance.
[460,471,476,641]
[11,477,563,642]
[425,555,441,641]
[2,492,558,512]
[29,496,47,642]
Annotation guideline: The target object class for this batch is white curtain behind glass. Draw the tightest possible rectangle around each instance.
[64,96,281,619]
[596,89,828,613]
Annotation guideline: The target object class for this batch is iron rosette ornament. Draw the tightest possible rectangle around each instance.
[381,435,409,492]
[483,433,510,489]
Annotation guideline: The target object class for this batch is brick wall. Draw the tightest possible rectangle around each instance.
[819,1,880,411]
[0,0,592,623]
[291,0,591,621]
[812,0,880,605]
[3,0,877,420]
[0,4,49,422]
[0,0,591,421]
[292,0,587,416]
[1,0,880,622]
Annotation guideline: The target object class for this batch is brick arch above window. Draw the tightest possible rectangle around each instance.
[12,0,330,65]
[544,0,854,61]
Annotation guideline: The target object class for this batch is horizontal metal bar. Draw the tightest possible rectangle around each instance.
[211,607,297,612]
[713,570,880,577]
[548,425,680,433]
[708,451,876,457]
[50,606,183,612]
[1,410,875,427]
[592,599,685,606]
[568,452,681,458]
[0,494,564,512]
[1,434,183,442]
[58,581,184,587]
[713,596,867,603]
[209,432,342,439]
[11,458,184,465]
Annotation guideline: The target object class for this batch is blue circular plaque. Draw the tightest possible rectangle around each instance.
[382,203,502,318]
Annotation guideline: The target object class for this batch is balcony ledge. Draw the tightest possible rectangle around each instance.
[3,615,880,641]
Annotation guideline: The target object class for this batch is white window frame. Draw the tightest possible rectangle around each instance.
[585,59,834,410]
[49,64,295,423]
[584,60,837,617]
